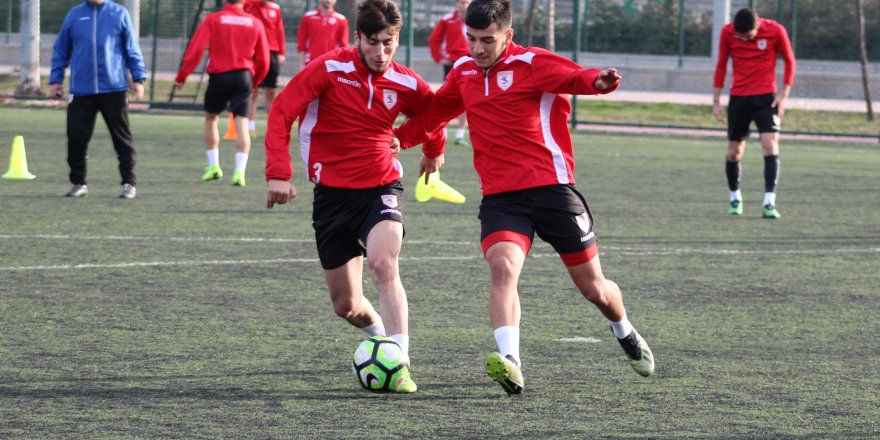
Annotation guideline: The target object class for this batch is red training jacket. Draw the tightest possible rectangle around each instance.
[428,10,469,64]
[244,0,286,54]
[265,47,444,189]
[395,42,617,196]
[714,18,796,96]
[175,4,270,87]
[296,8,348,65]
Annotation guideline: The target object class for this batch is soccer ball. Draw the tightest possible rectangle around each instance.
[352,336,407,391]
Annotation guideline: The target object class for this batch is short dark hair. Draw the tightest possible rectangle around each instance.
[357,0,402,38]
[225,0,243,4]
[465,0,512,31]
[733,8,758,33]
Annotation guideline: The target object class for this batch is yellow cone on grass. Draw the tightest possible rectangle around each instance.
[2,136,36,180]
[415,171,465,204]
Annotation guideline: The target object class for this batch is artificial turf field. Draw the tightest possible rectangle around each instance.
[0,107,878,438]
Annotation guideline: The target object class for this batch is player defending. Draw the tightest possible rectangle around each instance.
[394,0,654,395]
[428,0,471,145]
[244,0,287,138]
[297,0,349,67]
[713,8,795,218]
[175,0,270,187]
[265,0,445,393]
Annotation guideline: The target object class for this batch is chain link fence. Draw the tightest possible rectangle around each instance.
[1,0,879,104]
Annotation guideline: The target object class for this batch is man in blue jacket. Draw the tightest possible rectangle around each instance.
[50,0,146,199]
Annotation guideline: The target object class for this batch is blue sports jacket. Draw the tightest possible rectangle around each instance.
[50,0,147,96]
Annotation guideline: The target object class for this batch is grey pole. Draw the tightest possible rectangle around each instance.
[677,0,685,68]
[15,0,42,96]
[711,0,731,63]
[126,0,140,41]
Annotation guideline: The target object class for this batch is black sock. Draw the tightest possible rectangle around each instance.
[725,159,741,192]
[764,155,780,193]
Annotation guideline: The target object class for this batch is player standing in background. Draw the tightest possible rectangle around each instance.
[713,7,796,219]
[265,0,445,393]
[428,0,471,145]
[394,0,655,395]
[50,0,146,199]
[175,0,270,187]
[297,0,349,67]
[244,0,287,138]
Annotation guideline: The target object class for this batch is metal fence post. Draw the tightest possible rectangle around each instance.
[677,0,685,67]
[405,0,412,67]
[790,0,797,55]
[149,0,159,103]
[571,0,581,128]
[5,0,12,44]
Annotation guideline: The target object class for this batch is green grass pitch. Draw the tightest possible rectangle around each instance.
[0,107,878,438]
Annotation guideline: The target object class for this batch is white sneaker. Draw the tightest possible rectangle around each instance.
[65,184,88,197]
[119,184,136,199]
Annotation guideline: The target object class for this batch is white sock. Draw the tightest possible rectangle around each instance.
[730,190,742,202]
[763,192,776,206]
[235,152,249,173]
[359,319,386,337]
[610,315,634,339]
[455,128,465,139]
[493,326,521,366]
[248,120,255,131]
[389,333,409,359]
[206,149,219,167]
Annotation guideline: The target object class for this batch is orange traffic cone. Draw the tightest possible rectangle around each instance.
[2,135,36,180]
[223,114,238,140]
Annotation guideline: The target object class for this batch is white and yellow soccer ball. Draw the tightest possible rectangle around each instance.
[352,336,407,392]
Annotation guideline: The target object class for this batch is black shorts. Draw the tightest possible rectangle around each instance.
[727,93,781,141]
[312,181,406,270]
[259,52,281,89]
[442,64,453,80]
[479,185,599,265]
[204,70,252,116]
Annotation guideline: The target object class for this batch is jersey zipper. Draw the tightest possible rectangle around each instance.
[483,68,489,96]
[367,73,374,109]
[92,4,98,93]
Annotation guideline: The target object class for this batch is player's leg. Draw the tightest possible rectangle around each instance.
[248,88,259,137]
[483,240,527,395]
[65,94,100,196]
[98,91,137,197]
[324,256,383,330]
[229,71,253,187]
[755,94,782,218]
[725,95,750,215]
[453,113,468,146]
[364,220,409,352]
[201,73,227,181]
[264,87,277,115]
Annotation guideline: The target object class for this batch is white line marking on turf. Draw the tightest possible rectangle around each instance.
[555,336,602,343]
[0,234,473,246]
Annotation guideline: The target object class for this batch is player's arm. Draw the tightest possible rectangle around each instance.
[121,10,147,101]
[773,26,796,117]
[174,19,211,88]
[252,22,271,89]
[296,18,309,65]
[338,19,350,48]
[394,79,462,152]
[49,13,74,98]
[265,61,329,207]
[712,30,732,121]
[532,53,619,96]
[427,20,446,63]
[276,9,287,63]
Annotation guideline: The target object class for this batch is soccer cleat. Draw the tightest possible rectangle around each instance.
[231,171,246,187]
[728,200,743,215]
[485,352,524,395]
[453,138,469,146]
[762,204,781,219]
[616,328,655,377]
[389,367,417,393]
[118,183,136,199]
[202,165,223,182]
[65,184,88,197]
[249,129,257,139]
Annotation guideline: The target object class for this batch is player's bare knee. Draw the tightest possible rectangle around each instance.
[368,256,399,287]
[488,256,519,285]
[332,298,358,320]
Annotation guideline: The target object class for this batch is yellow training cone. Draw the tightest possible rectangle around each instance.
[415,171,465,204]
[223,114,238,140]
[2,136,36,180]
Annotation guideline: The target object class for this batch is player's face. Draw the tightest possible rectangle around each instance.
[466,23,514,69]
[319,0,336,10]
[356,29,399,73]
[734,28,758,41]
[456,0,471,16]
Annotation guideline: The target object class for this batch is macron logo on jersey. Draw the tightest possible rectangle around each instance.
[220,15,254,26]
[337,77,362,88]
[461,70,478,76]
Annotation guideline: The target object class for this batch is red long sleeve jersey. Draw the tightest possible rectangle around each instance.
[175,5,270,85]
[296,8,348,65]
[265,47,444,189]
[714,18,796,96]
[395,43,617,196]
[244,1,286,54]
[428,11,469,63]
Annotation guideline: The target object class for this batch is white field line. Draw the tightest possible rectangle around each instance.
[1,234,878,272]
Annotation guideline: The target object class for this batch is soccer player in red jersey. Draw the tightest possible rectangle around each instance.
[244,0,287,137]
[428,0,471,145]
[394,0,654,395]
[713,8,796,219]
[297,0,349,67]
[264,0,444,393]
[175,0,270,187]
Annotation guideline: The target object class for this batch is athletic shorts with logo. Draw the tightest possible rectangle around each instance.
[312,181,405,270]
[727,93,780,141]
[259,52,281,89]
[204,69,252,116]
[479,184,599,266]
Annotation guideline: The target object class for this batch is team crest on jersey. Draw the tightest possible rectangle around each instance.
[269,10,276,18]
[757,39,767,50]
[329,17,337,25]
[381,194,398,208]
[383,89,398,109]
[575,212,591,233]
[497,71,513,91]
